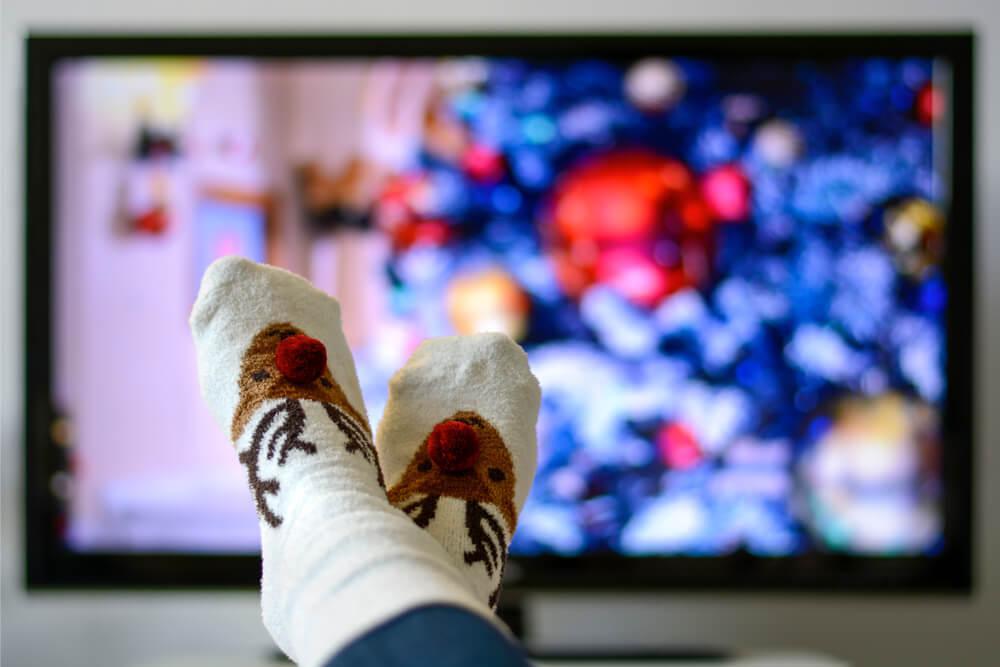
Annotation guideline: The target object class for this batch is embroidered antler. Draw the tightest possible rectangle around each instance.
[463,500,510,609]
[400,495,440,528]
[463,500,508,578]
[322,402,384,488]
[238,399,317,527]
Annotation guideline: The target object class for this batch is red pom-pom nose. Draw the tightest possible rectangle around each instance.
[275,334,327,384]
[427,421,481,472]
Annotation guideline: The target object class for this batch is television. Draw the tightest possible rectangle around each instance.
[24,33,974,598]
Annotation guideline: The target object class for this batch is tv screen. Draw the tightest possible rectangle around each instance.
[25,34,973,590]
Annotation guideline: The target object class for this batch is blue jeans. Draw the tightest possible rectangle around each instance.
[324,605,531,667]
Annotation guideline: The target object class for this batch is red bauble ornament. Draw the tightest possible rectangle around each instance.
[657,422,703,470]
[427,420,481,472]
[552,151,690,243]
[462,144,505,182]
[392,219,453,251]
[701,164,751,222]
[275,334,327,384]
[915,83,944,126]
[546,149,718,308]
[134,206,169,235]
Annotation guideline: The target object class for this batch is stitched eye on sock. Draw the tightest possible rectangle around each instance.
[418,460,432,472]
[320,377,333,388]
[488,467,506,482]
[251,370,270,382]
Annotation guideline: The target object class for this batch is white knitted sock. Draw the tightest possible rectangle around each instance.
[190,257,492,666]
[375,333,541,609]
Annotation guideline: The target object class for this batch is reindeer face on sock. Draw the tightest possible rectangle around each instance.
[231,322,379,528]
[387,411,518,531]
[387,411,518,608]
[231,322,367,441]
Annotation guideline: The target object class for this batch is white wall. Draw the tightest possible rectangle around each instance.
[2,2,998,666]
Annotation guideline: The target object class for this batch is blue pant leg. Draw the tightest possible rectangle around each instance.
[323,604,532,667]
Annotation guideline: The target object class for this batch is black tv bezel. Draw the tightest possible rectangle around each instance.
[24,32,975,593]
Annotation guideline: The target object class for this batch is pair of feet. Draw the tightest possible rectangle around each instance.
[190,257,540,666]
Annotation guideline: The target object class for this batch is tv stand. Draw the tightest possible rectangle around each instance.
[498,597,844,666]
[530,648,732,663]
[530,653,846,666]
